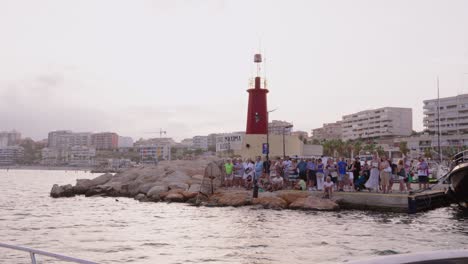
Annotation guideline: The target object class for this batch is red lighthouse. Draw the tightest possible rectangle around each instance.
[246,54,269,134]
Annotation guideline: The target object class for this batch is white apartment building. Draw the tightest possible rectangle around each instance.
[68,146,96,167]
[342,107,412,141]
[48,131,92,149]
[192,136,208,150]
[423,93,468,136]
[268,120,293,135]
[118,136,134,148]
[311,121,343,141]
[0,146,24,165]
[0,130,22,147]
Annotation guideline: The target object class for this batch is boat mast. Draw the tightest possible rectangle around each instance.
[437,76,442,162]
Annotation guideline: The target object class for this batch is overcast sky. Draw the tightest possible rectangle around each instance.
[1,0,468,141]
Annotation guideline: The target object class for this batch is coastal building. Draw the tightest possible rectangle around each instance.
[139,144,171,162]
[134,137,176,147]
[207,133,222,150]
[118,136,134,148]
[291,131,309,140]
[423,93,468,136]
[268,120,293,135]
[311,121,343,141]
[47,130,72,148]
[48,131,92,149]
[0,130,21,147]
[341,107,412,141]
[91,132,118,150]
[68,146,96,167]
[0,146,24,165]
[180,138,193,147]
[192,136,208,150]
[40,148,60,165]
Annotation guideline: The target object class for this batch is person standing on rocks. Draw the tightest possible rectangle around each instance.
[337,157,347,192]
[233,158,244,188]
[379,155,391,194]
[224,159,234,188]
[316,158,325,191]
[365,154,381,193]
[306,158,316,191]
[254,156,264,181]
[297,158,308,182]
[243,159,255,189]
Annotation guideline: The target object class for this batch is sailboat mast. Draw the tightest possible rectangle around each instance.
[437,76,441,162]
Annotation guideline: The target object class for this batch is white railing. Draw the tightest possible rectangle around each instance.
[0,242,99,264]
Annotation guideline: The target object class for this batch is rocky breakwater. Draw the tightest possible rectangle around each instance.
[50,158,216,203]
[205,190,339,211]
[50,158,339,211]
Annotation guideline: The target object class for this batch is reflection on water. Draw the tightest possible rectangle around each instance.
[0,170,467,264]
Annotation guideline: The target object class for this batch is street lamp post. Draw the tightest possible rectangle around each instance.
[283,125,293,159]
[253,108,277,199]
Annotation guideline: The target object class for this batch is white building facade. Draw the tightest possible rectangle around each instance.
[342,107,412,141]
[192,136,208,150]
[118,136,134,148]
[423,93,468,136]
[268,120,293,135]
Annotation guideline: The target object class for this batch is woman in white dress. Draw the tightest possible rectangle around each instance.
[365,154,380,192]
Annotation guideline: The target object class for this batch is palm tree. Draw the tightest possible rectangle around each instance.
[399,141,409,157]
[363,142,376,154]
[375,145,385,157]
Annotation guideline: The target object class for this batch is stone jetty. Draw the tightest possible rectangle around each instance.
[50,158,339,211]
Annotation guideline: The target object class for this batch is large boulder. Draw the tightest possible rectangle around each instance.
[208,190,251,207]
[188,184,201,193]
[168,182,189,191]
[73,173,112,194]
[182,191,198,200]
[50,184,75,198]
[147,185,168,200]
[276,191,310,205]
[252,196,288,209]
[289,196,339,211]
[164,192,186,202]
[84,185,115,197]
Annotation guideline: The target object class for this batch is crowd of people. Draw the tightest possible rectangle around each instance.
[222,154,431,199]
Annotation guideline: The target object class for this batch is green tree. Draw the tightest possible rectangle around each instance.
[375,145,385,157]
[424,148,433,158]
[399,141,410,157]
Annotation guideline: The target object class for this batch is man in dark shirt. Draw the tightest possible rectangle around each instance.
[353,156,361,185]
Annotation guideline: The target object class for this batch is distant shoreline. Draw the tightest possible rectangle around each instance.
[0,165,94,171]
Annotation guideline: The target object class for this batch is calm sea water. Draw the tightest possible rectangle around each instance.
[0,170,467,264]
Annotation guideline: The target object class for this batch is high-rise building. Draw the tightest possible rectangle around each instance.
[423,93,468,135]
[92,132,119,150]
[341,107,412,141]
[0,130,22,147]
[47,130,72,148]
[311,121,343,141]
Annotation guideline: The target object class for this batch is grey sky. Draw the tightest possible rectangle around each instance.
[1,0,468,141]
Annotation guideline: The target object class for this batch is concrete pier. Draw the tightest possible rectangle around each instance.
[332,190,449,213]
